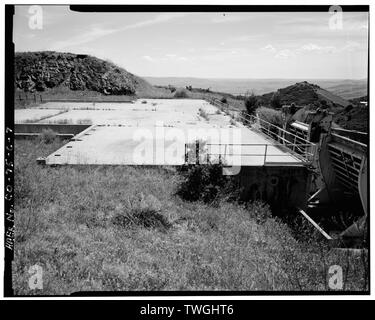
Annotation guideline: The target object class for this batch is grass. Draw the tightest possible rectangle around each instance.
[13,139,369,295]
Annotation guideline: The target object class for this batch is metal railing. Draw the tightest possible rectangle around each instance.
[205,97,317,164]
[206,142,315,165]
[185,141,315,166]
[237,114,316,164]
[205,97,228,109]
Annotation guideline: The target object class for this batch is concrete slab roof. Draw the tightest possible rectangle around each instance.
[16,99,304,167]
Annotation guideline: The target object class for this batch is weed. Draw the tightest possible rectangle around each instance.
[37,129,57,144]
[198,108,209,121]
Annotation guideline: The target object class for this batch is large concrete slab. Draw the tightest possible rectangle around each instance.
[16,99,303,167]
[17,100,228,126]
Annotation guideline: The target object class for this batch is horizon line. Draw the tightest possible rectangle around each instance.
[142,76,368,81]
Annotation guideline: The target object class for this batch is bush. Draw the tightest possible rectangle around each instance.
[174,88,189,98]
[257,107,283,127]
[270,92,282,109]
[244,92,258,115]
[38,129,57,144]
[220,97,227,104]
[176,163,240,204]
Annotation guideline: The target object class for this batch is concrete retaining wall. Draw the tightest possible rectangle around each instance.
[237,166,309,214]
[15,123,91,135]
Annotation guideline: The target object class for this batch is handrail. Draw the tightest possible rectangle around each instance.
[206,98,317,164]
[239,113,313,146]
[207,143,314,147]
[331,133,368,149]
[331,127,368,136]
[204,142,315,164]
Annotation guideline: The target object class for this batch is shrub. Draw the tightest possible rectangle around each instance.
[38,129,57,144]
[244,92,258,115]
[270,92,282,109]
[176,163,240,204]
[220,96,227,104]
[174,89,189,98]
[257,107,283,127]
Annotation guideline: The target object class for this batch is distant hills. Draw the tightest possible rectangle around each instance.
[145,77,367,100]
[14,51,366,112]
[14,51,160,97]
[258,81,351,108]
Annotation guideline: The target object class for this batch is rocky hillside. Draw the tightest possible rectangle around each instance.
[259,81,350,108]
[14,51,156,96]
[333,105,368,132]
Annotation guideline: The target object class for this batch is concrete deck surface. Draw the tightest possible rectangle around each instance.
[16,99,303,167]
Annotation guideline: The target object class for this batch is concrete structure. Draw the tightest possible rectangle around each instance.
[16,99,310,210]
[13,99,304,167]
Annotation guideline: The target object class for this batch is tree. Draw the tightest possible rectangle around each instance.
[270,92,282,109]
[290,102,297,114]
[320,100,328,109]
[244,91,258,115]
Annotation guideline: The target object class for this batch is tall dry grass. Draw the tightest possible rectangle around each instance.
[13,139,369,294]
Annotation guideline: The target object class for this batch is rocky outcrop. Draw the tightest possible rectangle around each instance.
[15,51,144,95]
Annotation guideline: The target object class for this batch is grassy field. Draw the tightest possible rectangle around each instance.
[13,138,368,295]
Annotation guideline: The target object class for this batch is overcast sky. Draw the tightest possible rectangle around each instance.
[13,6,368,79]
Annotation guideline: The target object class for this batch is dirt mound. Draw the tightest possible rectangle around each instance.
[14,51,155,96]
